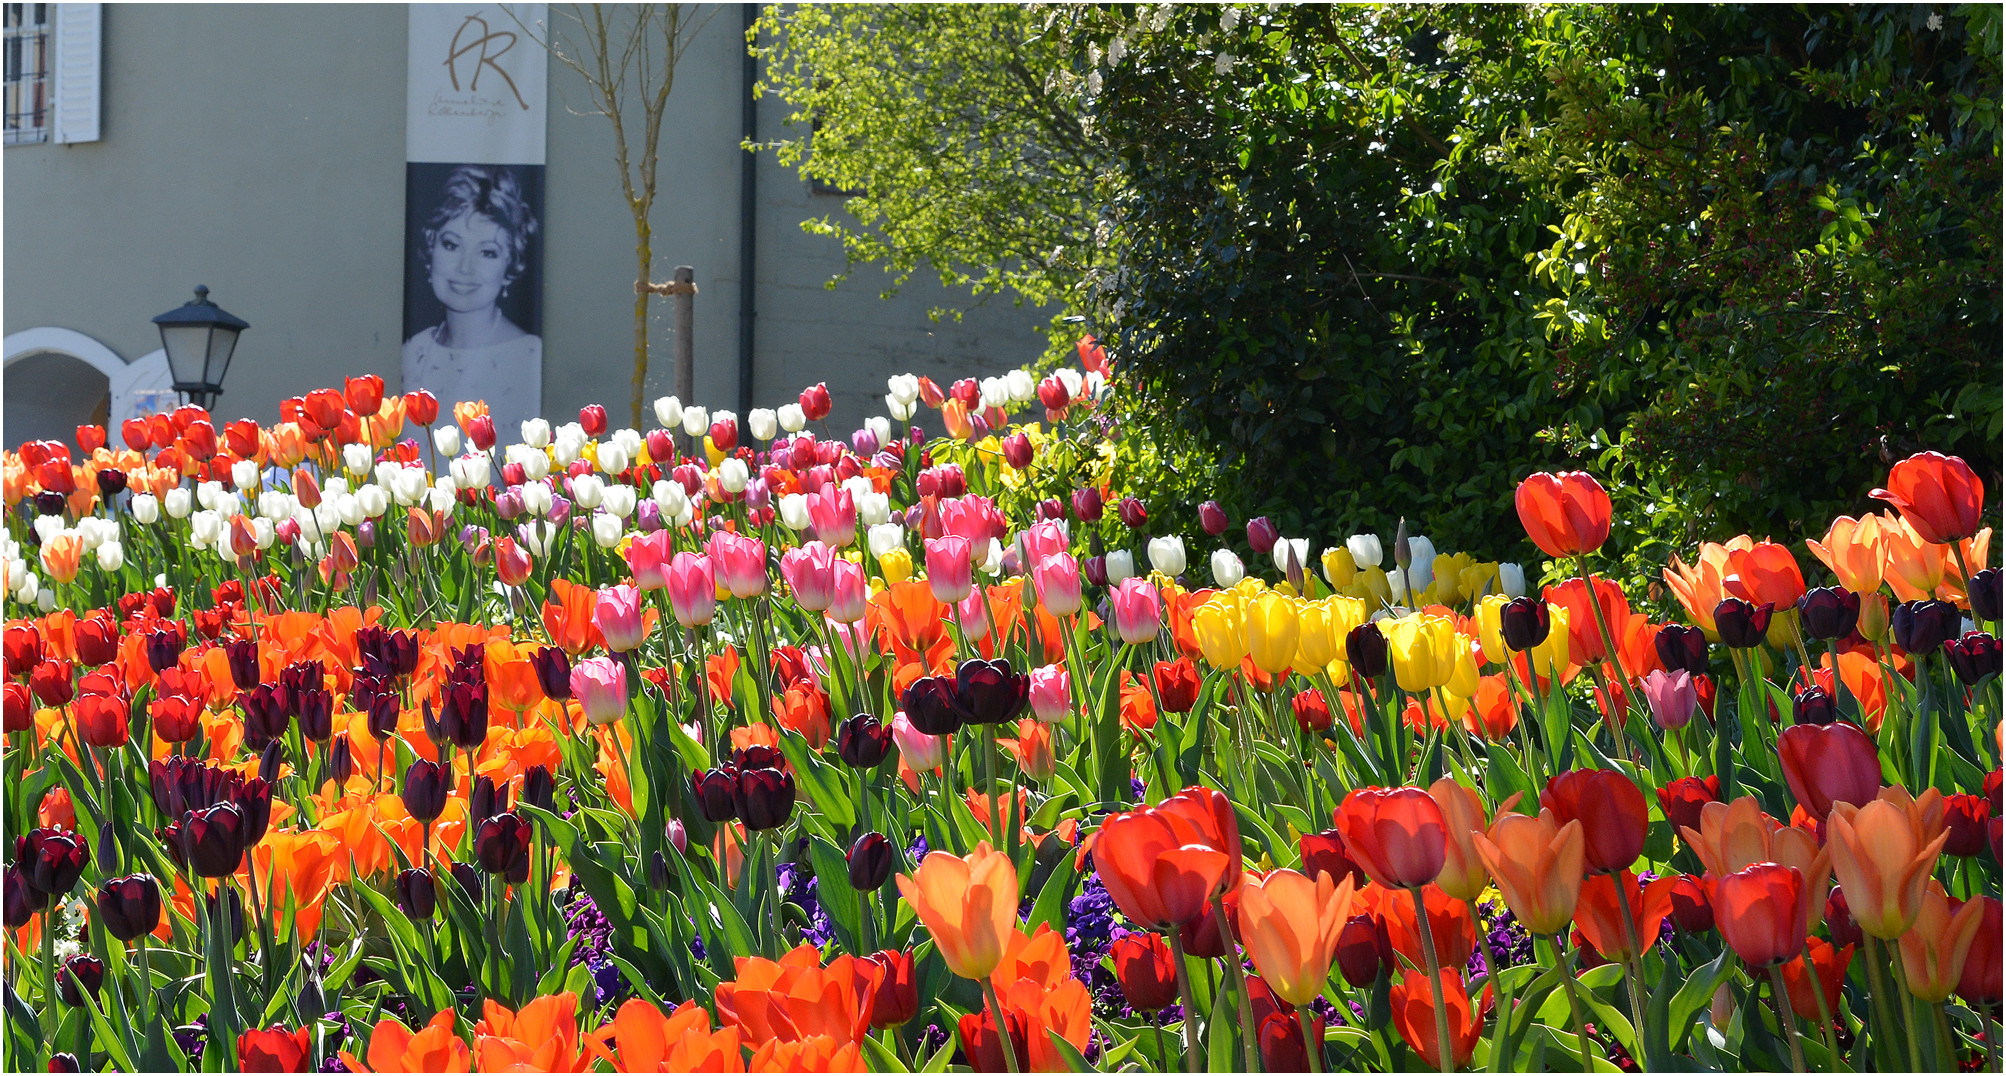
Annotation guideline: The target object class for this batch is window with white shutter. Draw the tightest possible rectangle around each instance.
[3,3,51,144]
[49,1,96,143]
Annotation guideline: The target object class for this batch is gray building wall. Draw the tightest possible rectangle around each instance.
[4,3,1053,444]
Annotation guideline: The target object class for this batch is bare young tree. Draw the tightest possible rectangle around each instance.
[514,4,714,426]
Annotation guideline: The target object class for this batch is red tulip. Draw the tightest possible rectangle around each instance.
[1872,451,1985,545]
[1777,722,1883,819]
[1390,968,1483,1071]
[238,1026,312,1072]
[1540,769,1647,874]
[1092,809,1230,929]
[1514,471,1612,558]
[1955,896,2002,1004]
[1334,787,1447,890]
[1657,776,1722,840]
[1781,938,1854,1026]
[1714,863,1809,967]
[1110,933,1179,1011]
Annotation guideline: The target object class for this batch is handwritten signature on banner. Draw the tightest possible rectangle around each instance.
[442,13,530,111]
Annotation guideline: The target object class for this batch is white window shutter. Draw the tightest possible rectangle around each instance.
[51,3,100,144]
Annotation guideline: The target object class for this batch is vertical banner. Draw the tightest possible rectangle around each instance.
[404,3,547,438]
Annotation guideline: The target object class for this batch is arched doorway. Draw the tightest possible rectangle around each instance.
[3,328,176,450]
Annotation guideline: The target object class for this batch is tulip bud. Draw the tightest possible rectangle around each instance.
[474,813,533,877]
[1246,516,1279,555]
[95,874,162,941]
[1792,687,1837,726]
[1117,496,1148,530]
[402,758,451,822]
[1945,631,2003,685]
[847,831,896,891]
[692,767,739,822]
[327,734,354,785]
[394,867,437,920]
[1345,623,1389,680]
[1892,599,1961,656]
[1498,597,1550,652]
[1070,487,1103,522]
[58,955,105,1007]
[1796,587,1862,641]
[1197,500,1229,536]
[1972,567,2003,623]
[836,713,893,769]
[521,765,556,814]
[1656,624,1709,675]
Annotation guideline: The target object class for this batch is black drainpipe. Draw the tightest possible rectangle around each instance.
[737,4,757,416]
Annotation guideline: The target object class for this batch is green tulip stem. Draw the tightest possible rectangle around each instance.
[1167,930,1204,1075]
[1411,885,1454,1075]
[135,931,155,1027]
[1765,963,1806,1073]
[1551,934,1597,1073]
[767,830,790,958]
[1801,950,1841,1064]
[981,979,1023,1074]
[1610,879,1653,1071]
[1573,563,1635,761]
[1213,893,1262,1074]
[1300,998,1323,1073]
[38,909,55,1040]
[1885,937,1926,1073]
[1858,934,1902,1068]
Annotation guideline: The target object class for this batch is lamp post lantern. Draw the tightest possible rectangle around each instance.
[152,285,249,409]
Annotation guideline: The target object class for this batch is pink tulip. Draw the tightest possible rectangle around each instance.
[808,487,857,549]
[1033,552,1082,617]
[668,552,717,627]
[706,530,767,599]
[938,495,1009,547]
[781,541,837,612]
[595,583,648,653]
[1029,664,1070,722]
[957,588,991,641]
[626,529,674,591]
[1020,519,1070,564]
[1110,577,1163,645]
[1641,668,1698,730]
[827,559,868,624]
[570,654,628,725]
[926,535,974,604]
[893,711,949,770]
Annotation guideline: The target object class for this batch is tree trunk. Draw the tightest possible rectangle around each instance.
[631,217,652,428]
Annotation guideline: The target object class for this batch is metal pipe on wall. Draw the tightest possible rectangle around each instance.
[737,4,757,417]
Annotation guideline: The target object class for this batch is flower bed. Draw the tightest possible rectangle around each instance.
[1,348,1999,1073]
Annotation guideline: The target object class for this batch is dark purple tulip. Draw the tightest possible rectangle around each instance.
[734,767,797,832]
[531,646,571,700]
[900,676,963,736]
[1972,567,2003,623]
[365,690,399,742]
[46,1054,79,1073]
[1712,598,1774,649]
[395,867,437,920]
[239,684,289,749]
[469,776,509,825]
[144,628,184,674]
[954,658,1029,726]
[1246,517,1280,555]
[1792,687,1837,726]
[451,861,483,903]
[1655,625,1709,675]
[474,813,532,876]
[222,637,259,691]
[848,832,895,891]
[437,681,489,749]
[1796,587,1862,641]
[692,767,739,822]
[180,803,247,878]
[58,955,105,1007]
[96,874,162,941]
[1499,596,1551,652]
[521,765,555,814]
[5,866,47,927]
[1345,623,1389,680]
[21,828,88,897]
[1198,501,1230,537]
[95,468,128,500]
[296,688,333,741]
[328,734,355,786]
[402,759,451,823]
[1082,555,1109,588]
[238,775,274,846]
[1944,632,2002,685]
[207,886,244,944]
[836,713,893,769]
[1892,600,1961,656]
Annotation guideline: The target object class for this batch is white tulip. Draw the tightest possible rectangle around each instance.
[251,518,275,550]
[571,474,605,510]
[717,457,749,493]
[32,515,64,544]
[426,486,457,515]
[189,511,223,548]
[257,491,295,521]
[653,479,689,515]
[551,432,584,468]
[681,406,709,438]
[95,542,123,571]
[597,442,631,475]
[778,493,812,531]
[355,484,390,519]
[4,558,21,590]
[521,480,553,518]
[887,373,920,406]
[130,493,160,524]
[342,443,373,477]
[36,588,55,612]
[1147,535,1187,577]
[886,395,916,422]
[591,513,625,549]
[1387,567,1410,604]
[293,507,324,544]
[520,520,559,556]
[521,418,552,449]
[434,424,463,457]
[72,517,106,550]
[601,485,637,519]
[1055,368,1084,398]
[231,458,259,491]
[391,467,428,506]
[1006,369,1036,404]
[654,395,683,428]
[868,523,905,558]
[16,571,38,604]
[856,491,891,527]
[1347,533,1383,569]
[866,417,892,451]
[1106,549,1136,585]
[1498,562,1527,599]
[1405,536,1436,591]
[196,480,226,511]
[332,493,363,528]
[667,499,696,528]
[164,488,193,519]
[451,453,491,490]
[979,377,1008,410]
[322,476,351,497]
[777,403,807,433]
[1272,537,1313,577]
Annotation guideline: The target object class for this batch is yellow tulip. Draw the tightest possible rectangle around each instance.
[1428,552,1479,605]
[1528,605,1571,681]
[1384,613,1458,692]
[880,548,914,584]
[1460,562,1500,603]
[1349,566,1393,607]
[1321,547,1358,589]
[1192,597,1248,670]
[1474,593,1511,665]
[1294,599,1339,674]
[1247,591,1301,677]
[1445,633,1481,698]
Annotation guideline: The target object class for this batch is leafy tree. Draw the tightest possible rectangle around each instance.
[750,4,1098,336]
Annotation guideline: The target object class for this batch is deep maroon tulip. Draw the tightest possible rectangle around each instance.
[475,813,532,876]
[1944,794,1992,857]
[954,658,1029,726]
[1972,568,2003,623]
[1499,597,1551,652]
[1110,933,1179,1011]
[1346,623,1389,680]
[692,767,739,822]
[402,759,451,823]
[222,637,259,691]
[521,765,555,814]
[734,743,786,773]
[21,828,88,897]
[1891,599,1961,656]
[862,950,918,1029]
[296,688,333,742]
[1258,1010,1323,1073]
[1246,517,1280,555]
[437,681,489,749]
[900,675,963,736]
[1792,687,1837,726]
[1070,487,1103,522]
[1335,912,1393,987]
[46,1054,79,1073]
[1956,897,2002,1005]
[1944,632,2002,685]
[365,690,399,742]
[95,468,127,500]
[735,767,797,832]
[469,776,508,825]
[1668,875,1714,934]
[57,955,104,1007]
[238,776,274,847]
[207,886,244,944]
[32,491,63,516]
[1796,587,1861,641]
[144,627,184,674]
[326,734,355,786]
[239,684,290,749]
[1713,598,1774,649]
[1541,769,1647,874]
[1655,624,1709,675]
[1989,770,2004,810]
[836,713,893,769]
[5,866,47,928]
[180,803,247,878]
[1198,500,1230,537]
[450,861,483,903]
[1826,887,1862,949]
[1656,775,1722,838]
[847,831,895,890]
[531,646,571,700]
[1298,830,1368,888]
[1117,496,1148,530]
[95,874,162,941]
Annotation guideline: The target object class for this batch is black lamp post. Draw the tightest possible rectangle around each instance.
[152,285,249,409]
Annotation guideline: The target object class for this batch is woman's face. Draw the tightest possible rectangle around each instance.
[428,211,512,314]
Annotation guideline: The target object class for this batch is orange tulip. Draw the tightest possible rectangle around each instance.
[1900,881,1985,1003]
[1573,870,1675,963]
[1390,968,1483,1071]
[1514,471,1612,558]
[1807,515,1888,595]
[1091,808,1231,929]
[1826,797,1949,939]
[1540,576,1630,665]
[1472,810,1585,936]
[1679,796,1832,931]
[586,1000,745,1073]
[1872,451,1985,545]
[1780,938,1854,1027]
[472,993,588,1072]
[1881,514,1950,600]
[39,533,83,584]
[1333,787,1447,890]
[749,1035,866,1073]
[998,719,1055,780]
[897,843,1018,980]
[1664,538,1748,634]
[1427,778,1495,903]
[1238,868,1358,1006]
[1713,863,1808,968]
[716,944,871,1044]
[241,829,346,940]
[542,579,604,656]
[339,1011,471,1073]
[989,926,1095,1072]
[1722,540,1807,609]
[1379,882,1478,973]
